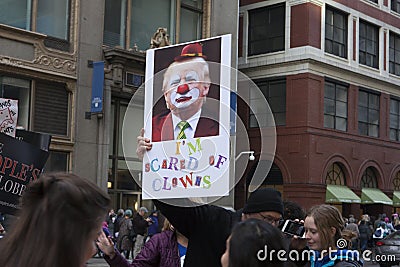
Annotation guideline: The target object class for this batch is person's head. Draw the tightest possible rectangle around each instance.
[304,204,344,252]
[0,172,110,267]
[221,218,285,267]
[124,209,133,218]
[138,206,148,216]
[349,217,356,224]
[151,210,158,217]
[117,208,124,216]
[283,200,306,221]
[241,188,284,227]
[162,43,211,119]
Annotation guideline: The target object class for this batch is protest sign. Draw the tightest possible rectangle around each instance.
[16,129,52,151]
[0,98,18,137]
[141,35,232,199]
[0,133,49,214]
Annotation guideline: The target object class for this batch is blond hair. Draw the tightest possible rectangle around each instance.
[307,204,344,250]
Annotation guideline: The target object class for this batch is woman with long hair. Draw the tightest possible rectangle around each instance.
[304,204,363,266]
[0,172,110,267]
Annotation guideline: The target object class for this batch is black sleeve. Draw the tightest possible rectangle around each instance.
[153,199,236,239]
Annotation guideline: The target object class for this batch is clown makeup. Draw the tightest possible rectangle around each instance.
[168,71,201,108]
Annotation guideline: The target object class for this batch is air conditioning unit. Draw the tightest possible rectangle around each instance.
[125,72,144,87]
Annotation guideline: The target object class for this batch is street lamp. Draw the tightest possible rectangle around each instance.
[235,151,255,161]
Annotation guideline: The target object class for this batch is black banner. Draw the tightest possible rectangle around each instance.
[0,133,49,215]
[15,129,51,151]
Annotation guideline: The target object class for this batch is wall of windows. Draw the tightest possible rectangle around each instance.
[0,0,70,40]
[247,3,285,56]
[103,0,203,51]
[325,6,347,58]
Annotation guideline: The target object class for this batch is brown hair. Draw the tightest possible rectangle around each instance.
[0,172,110,267]
[307,204,344,251]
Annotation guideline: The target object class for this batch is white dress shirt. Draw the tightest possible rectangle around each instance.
[172,109,201,140]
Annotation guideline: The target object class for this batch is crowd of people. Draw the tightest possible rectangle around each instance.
[0,169,399,267]
[0,121,398,267]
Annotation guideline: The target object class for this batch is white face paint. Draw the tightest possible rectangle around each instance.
[167,70,201,109]
[170,88,200,108]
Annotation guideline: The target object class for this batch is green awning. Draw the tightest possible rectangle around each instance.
[326,185,361,203]
[361,188,393,205]
[393,191,400,207]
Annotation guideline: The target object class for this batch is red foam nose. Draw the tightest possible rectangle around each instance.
[177,84,189,94]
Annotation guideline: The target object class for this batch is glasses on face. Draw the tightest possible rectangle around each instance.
[258,213,283,226]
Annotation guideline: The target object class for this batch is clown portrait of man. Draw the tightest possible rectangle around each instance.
[151,39,221,142]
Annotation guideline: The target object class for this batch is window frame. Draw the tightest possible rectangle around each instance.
[359,20,379,69]
[392,0,400,13]
[103,0,204,50]
[0,0,71,42]
[247,3,285,56]
[358,89,380,137]
[324,79,348,131]
[325,6,348,59]
[389,97,400,141]
[389,31,400,76]
[249,78,286,128]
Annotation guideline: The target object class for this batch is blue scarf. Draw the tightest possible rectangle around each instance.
[310,249,361,267]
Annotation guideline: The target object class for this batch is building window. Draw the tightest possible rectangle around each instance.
[44,151,69,172]
[250,78,286,127]
[361,167,378,188]
[33,81,70,136]
[324,80,348,131]
[390,98,400,141]
[0,76,30,130]
[325,6,347,58]
[393,172,400,190]
[392,0,400,13]
[359,20,379,69]
[104,0,203,50]
[0,0,70,41]
[248,3,285,56]
[368,0,379,3]
[325,162,346,185]
[108,98,143,191]
[358,90,379,137]
[389,32,400,76]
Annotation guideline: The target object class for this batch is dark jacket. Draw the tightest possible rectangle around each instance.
[153,199,241,267]
[132,213,149,236]
[105,230,181,267]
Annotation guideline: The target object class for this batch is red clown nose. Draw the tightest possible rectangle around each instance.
[177,84,189,94]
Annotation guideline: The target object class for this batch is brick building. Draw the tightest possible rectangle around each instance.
[237,0,400,218]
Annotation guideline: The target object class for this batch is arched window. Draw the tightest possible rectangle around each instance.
[361,167,378,188]
[393,171,400,191]
[325,162,346,185]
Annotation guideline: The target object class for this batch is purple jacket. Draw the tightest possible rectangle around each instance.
[105,230,181,267]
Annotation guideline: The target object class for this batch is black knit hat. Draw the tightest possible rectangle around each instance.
[242,188,284,215]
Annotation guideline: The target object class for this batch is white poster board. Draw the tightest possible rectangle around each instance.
[142,35,231,199]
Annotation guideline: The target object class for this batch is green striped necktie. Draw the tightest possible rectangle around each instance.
[177,121,190,139]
